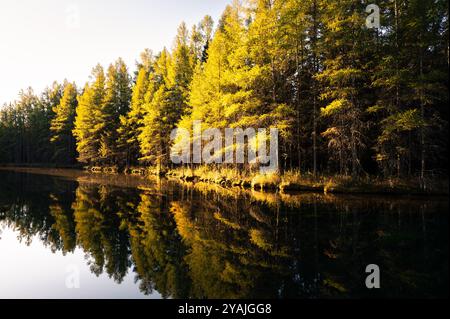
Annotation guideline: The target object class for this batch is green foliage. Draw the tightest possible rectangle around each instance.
[73,60,131,165]
[138,22,196,167]
[117,51,153,166]
[100,58,132,164]
[0,0,447,180]
[50,82,78,164]
[73,65,106,164]
[0,84,62,163]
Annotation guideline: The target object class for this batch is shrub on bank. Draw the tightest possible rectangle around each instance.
[83,165,449,195]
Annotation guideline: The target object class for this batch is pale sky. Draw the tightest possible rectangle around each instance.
[0,0,231,106]
[0,225,160,298]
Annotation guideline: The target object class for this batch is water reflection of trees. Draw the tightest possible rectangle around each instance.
[0,174,67,252]
[72,184,131,282]
[0,172,447,298]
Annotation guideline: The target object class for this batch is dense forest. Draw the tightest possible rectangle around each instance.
[0,0,448,184]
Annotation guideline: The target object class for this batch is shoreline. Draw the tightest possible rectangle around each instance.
[1,165,448,197]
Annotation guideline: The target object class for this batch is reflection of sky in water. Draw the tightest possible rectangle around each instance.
[0,225,161,299]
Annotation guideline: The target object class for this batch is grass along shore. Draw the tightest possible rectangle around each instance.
[83,165,448,196]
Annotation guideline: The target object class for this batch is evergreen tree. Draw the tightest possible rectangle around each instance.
[50,81,78,164]
[73,65,106,164]
[371,0,449,180]
[100,58,132,165]
[316,0,373,176]
[117,51,154,166]
[139,23,195,170]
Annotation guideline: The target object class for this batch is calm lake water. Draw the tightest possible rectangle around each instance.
[0,168,448,299]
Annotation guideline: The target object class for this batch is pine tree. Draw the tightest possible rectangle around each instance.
[21,86,61,163]
[316,0,373,176]
[73,65,106,164]
[117,51,154,166]
[139,23,195,170]
[50,81,78,164]
[190,15,214,63]
[371,0,449,179]
[100,58,132,165]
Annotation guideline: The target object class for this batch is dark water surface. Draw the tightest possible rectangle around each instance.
[0,168,448,299]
